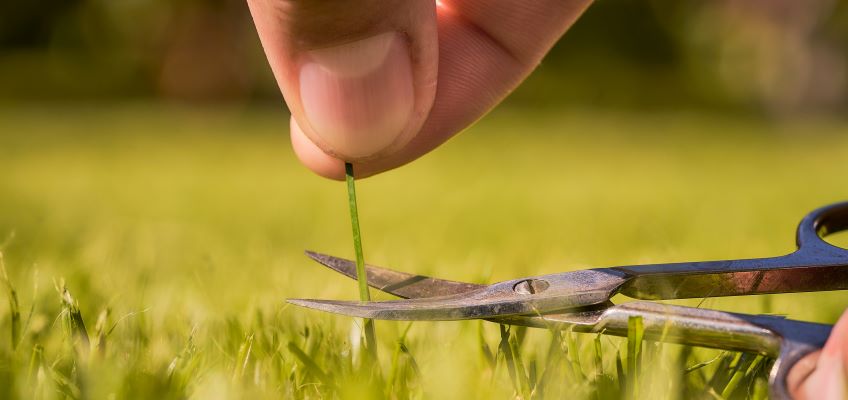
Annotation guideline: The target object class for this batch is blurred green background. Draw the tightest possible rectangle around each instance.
[2,0,847,114]
[1,1,848,398]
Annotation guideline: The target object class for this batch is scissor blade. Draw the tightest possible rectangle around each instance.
[288,268,628,321]
[304,251,482,298]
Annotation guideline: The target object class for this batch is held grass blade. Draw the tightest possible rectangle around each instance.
[345,162,378,361]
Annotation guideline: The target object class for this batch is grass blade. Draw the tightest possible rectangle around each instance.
[508,330,532,398]
[751,377,768,400]
[721,354,763,398]
[498,325,520,394]
[54,280,90,349]
[287,341,334,389]
[615,349,626,396]
[478,322,496,369]
[593,333,603,377]
[0,252,21,349]
[565,329,585,380]
[344,162,378,361]
[626,316,644,399]
[233,332,255,381]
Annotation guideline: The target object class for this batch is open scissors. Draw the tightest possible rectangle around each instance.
[289,201,848,398]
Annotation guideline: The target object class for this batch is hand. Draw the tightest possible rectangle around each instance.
[788,309,848,399]
[247,0,592,179]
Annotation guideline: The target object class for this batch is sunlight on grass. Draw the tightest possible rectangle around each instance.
[0,104,847,398]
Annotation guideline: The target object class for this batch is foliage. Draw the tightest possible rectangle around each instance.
[0,105,847,398]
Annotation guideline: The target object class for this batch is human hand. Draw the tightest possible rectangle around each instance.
[789,309,848,399]
[247,0,592,179]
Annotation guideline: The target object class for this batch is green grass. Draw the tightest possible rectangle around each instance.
[1,104,847,398]
[344,162,378,362]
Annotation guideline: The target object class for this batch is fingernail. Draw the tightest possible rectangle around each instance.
[299,32,414,160]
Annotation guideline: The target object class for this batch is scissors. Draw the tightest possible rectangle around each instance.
[289,201,848,398]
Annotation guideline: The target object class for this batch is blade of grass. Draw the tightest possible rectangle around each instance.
[741,355,768,395]
[626,316,644,399]
[721,354,763,398]
[535,331,565,398]
[593,333,603,377]
[685,352,725,374]
[287,341,334,389]
[344,162,378,361]
[615,349,626,397]
[388,322,414,392]
[0,252,21,350]
[705,351,736,396]
[565,329,585,380]
[557,332,579,385]
[233,332,255,382]
[27,344,43,383]
[478,322,496,369]
[16,269,38,351]
[508,330,532,399]
[642,341,660,397]
[498,325,520,394]
[54,279,90,349]
[751,377,768,400]
[92,308,109,356]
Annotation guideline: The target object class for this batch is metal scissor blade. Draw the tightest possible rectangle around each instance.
[304,251,482,298]
[288,266,628,320]
[296,252,833,400]
[303,251,611,326]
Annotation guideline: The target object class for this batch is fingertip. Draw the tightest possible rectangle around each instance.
[250,0,438,167]
[290,118,346,180]
[828,309,848,372]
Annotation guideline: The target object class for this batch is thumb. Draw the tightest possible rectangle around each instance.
[247,0,438,166]
[789,309,848,399]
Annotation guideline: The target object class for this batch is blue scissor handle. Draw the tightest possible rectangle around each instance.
[795,201,848,258]
[616,201,848,299]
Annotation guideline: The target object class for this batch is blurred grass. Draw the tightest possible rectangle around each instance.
[0,104,847,398]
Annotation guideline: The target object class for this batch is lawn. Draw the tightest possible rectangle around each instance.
[1,104,847,399]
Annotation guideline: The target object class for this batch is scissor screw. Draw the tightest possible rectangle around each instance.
[513,279,550,295]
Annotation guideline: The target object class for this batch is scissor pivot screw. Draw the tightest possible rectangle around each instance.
[513,279,550,295]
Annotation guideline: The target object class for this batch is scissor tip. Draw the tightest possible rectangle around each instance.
[287,298,376,318]
[303,250,340,265]
[303,249,322,259]
[287,298,333,311]
[287,298,316,308]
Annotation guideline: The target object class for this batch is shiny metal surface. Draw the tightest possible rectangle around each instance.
[290,267,627,320]
[299,251,833,400]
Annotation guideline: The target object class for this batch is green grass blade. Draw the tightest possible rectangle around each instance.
[535,332,565,398]
[751,377,768,400]
[0,252,20,349]
[287,341,334,389]
[565,329,585,380]
[498,325,520,393]
[615,349,626,396]
[626,316,644,399]
[26,344,42,383]
[705,351,736,396]
[508,330,532,399]
[55,280,90,349]
[232,332,254,381]
[684,351,724,374]
[478,322,496,369]
[593,333,603,377]
[388,322,415,392]
[344,162,378,362]
[721,354,763,398]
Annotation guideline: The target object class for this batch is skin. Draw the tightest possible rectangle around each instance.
[247,0,591,179]
[246,2,848,396]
